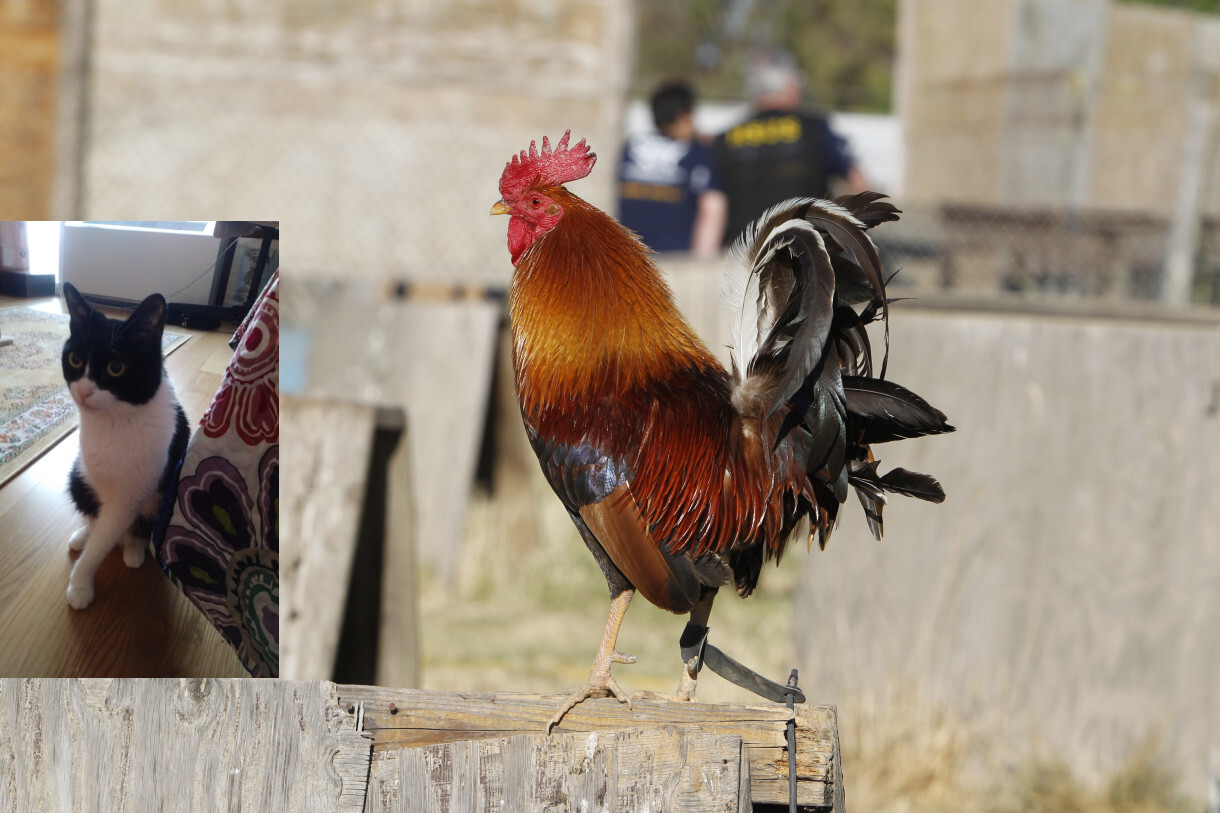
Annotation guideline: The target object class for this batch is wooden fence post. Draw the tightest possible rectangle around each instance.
[0,680,843,810]
[281,397,418,686]
[0,679,371,812]
[339,686,844,810]
[281,397,378,680]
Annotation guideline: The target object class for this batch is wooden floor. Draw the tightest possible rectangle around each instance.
[0,295,248,677]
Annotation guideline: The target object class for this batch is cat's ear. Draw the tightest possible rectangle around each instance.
[62,282,93,331]
[125,293,167,342]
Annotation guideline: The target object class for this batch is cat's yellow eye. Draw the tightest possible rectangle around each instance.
[67,352,83,369]
[106,360,126,377]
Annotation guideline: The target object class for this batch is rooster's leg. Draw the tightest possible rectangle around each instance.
[675,588,717,701]
[547,588,636,734]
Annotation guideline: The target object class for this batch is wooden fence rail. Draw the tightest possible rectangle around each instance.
[340,685,844,811]
[0,679,842,811]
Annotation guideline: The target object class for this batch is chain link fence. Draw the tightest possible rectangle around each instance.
[42,0,1220,310]
[882,0,1220,308]
[872,201,1220,303]
[56,1,631,291]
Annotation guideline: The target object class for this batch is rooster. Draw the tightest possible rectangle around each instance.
[492,131,953,732]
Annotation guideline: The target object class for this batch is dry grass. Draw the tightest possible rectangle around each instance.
[421,482,804,704]
[418,485,1200,813]
[989,741,1196,813]
[839,681,1195,813]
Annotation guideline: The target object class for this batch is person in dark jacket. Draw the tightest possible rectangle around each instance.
[714,50,869,246]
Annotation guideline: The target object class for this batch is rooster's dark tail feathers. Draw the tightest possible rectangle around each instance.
[725,194,953,545]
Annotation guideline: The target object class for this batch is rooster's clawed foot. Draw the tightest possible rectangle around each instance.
[546,648,636,734]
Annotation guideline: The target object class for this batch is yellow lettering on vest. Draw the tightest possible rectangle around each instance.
[726,115,803,148]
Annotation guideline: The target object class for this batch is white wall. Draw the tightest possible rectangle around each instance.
[59,223,222,305]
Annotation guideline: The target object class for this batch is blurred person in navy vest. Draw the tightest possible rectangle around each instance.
[714,50,870,247]
[617,82,728,258]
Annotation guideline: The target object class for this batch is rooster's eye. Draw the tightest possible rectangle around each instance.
[531,198,541,207]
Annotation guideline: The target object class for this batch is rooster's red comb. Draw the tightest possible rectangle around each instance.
[499,131,597,197]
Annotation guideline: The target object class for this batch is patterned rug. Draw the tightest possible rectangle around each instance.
[0,306,190,488]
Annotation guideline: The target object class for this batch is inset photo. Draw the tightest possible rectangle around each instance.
[0,220,278,679]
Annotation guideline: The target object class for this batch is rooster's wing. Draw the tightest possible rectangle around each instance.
[526,426,731,615]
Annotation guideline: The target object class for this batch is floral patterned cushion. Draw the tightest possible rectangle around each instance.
[153,272,279,677]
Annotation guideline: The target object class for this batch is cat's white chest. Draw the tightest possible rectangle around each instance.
[76,373,180,505]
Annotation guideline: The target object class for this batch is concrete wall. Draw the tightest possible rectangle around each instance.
[799,308,1220,790]
[67,0,633,286]
[1088,4,1220,215]
[660,257,1220,791]
[898,0,1220,217]
[897,0,1017,207]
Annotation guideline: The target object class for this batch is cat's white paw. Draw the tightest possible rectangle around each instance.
[68,526,90,552]
[66,582,94,610]
[123,540,146,569]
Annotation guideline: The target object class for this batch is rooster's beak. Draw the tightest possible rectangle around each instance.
[490,200,512,216]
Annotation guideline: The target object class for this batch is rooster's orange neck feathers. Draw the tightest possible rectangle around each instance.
[509,188,720,413]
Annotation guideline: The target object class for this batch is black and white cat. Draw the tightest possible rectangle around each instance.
[61,282,190,610]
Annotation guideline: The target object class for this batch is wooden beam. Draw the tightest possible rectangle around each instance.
[365,727,750,812]
[281,397,377,680]
[377,408,420,689]
[337,686,842,809]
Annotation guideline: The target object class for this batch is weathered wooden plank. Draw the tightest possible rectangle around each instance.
[281,396,378,680]
[378,412,419,689]
[337,686,840,808]
[334,700,376,813]
[283,284,501,586]
[0,679,371,813]
[365,727,748,812]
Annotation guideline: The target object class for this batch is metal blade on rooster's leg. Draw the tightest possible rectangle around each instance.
[492,131,953,732]
[679,622,806,705]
